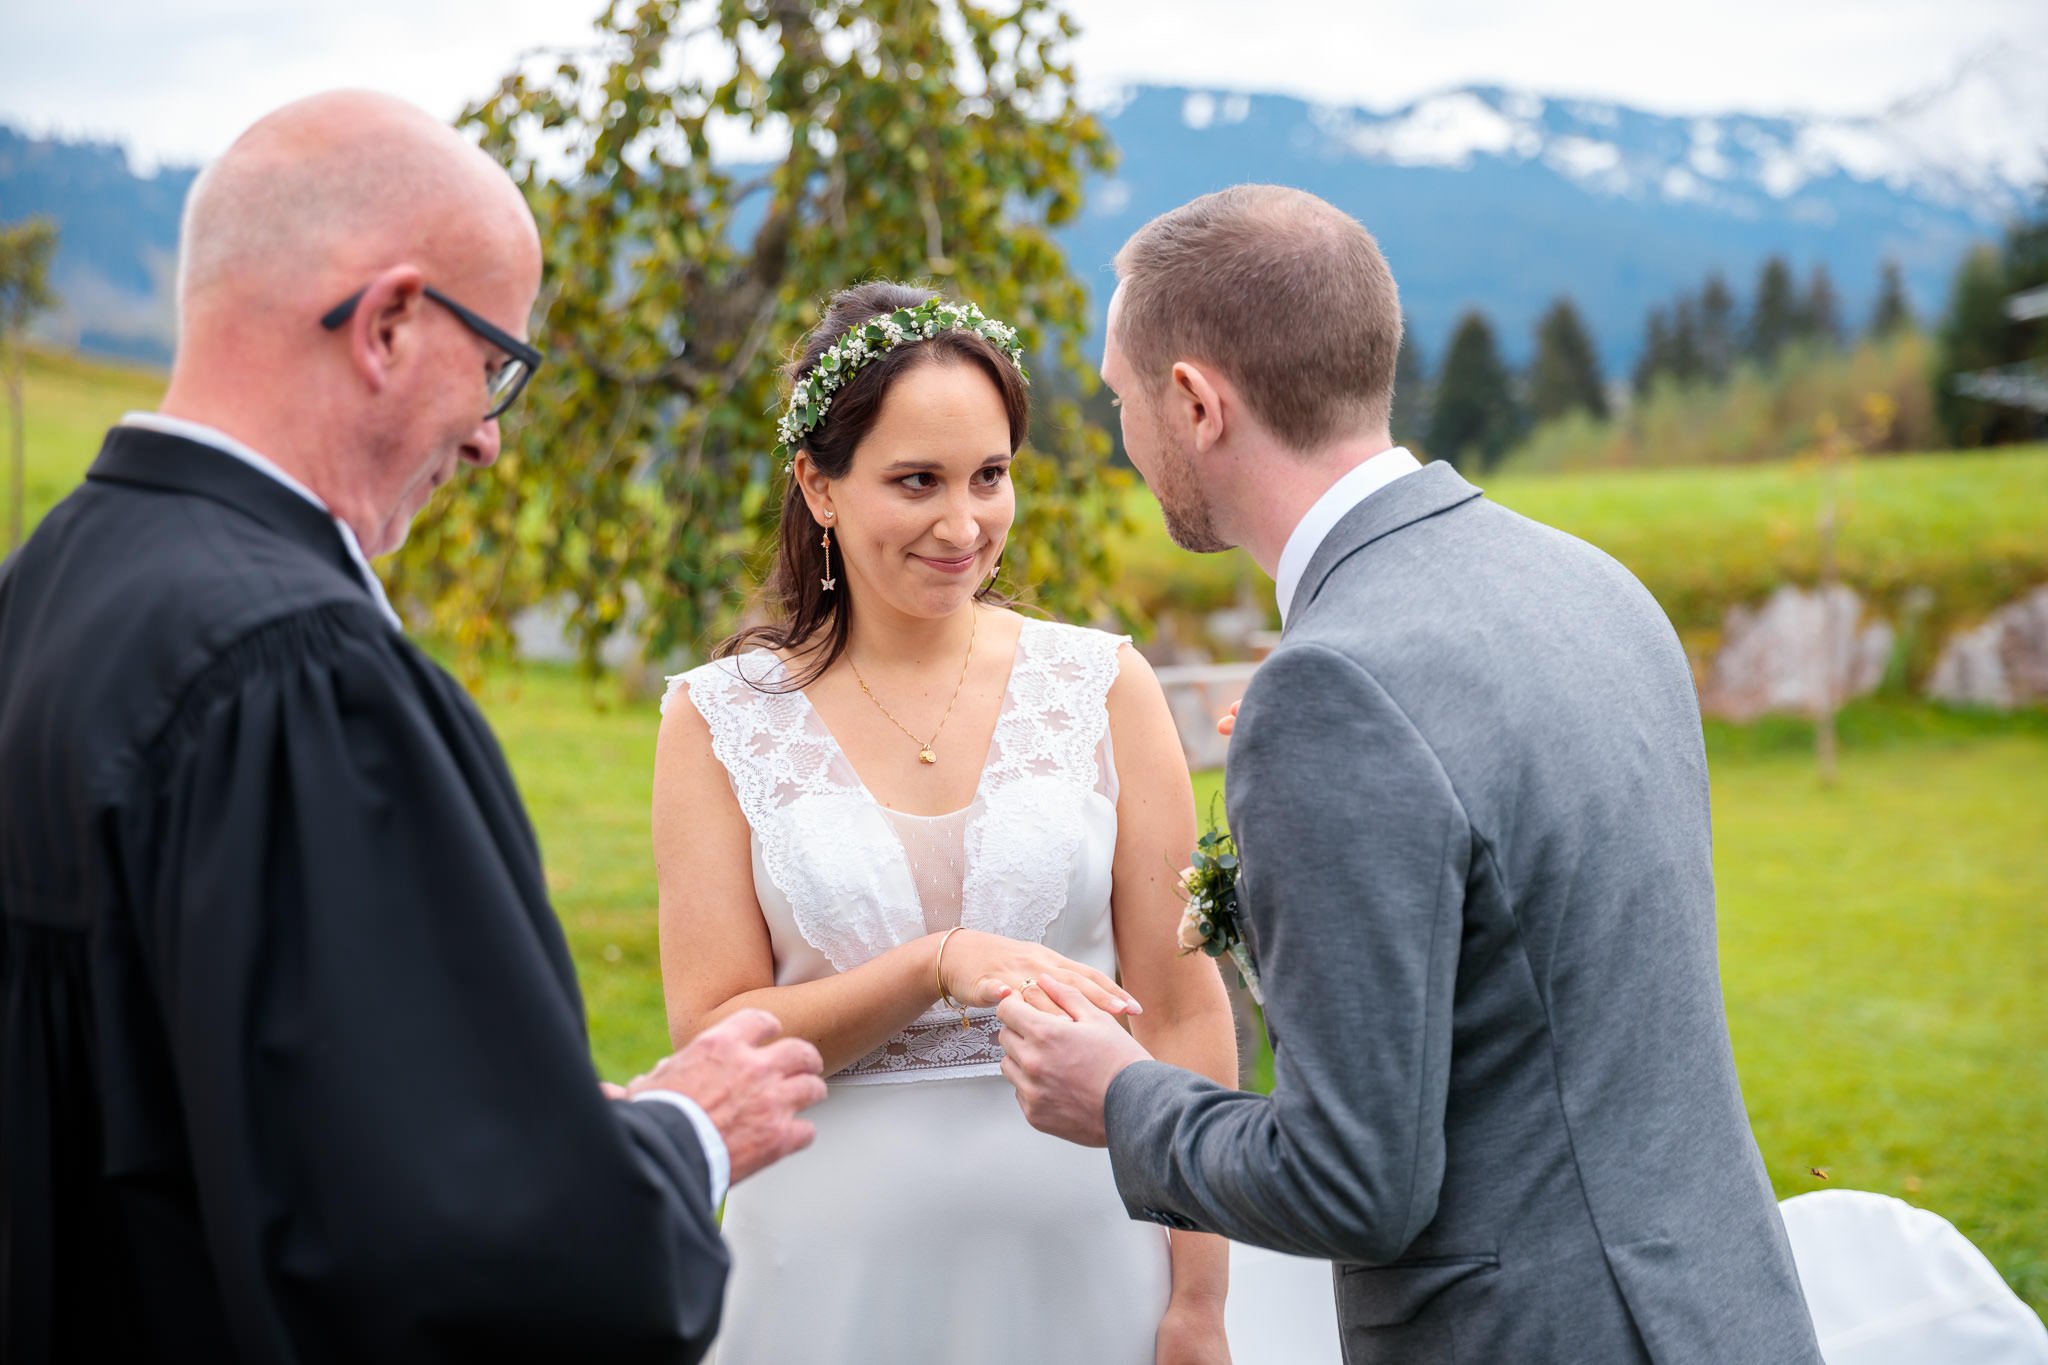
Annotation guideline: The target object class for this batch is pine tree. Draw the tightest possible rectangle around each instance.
[1428,310,1521,471]
[1747,256,1799,367]
[1869,259,1914,339]
[1527,297,1608,422]
[1934,245,2022,446]
[1390,317,1430,446]
[1698,272,1737,382]
[1801,263,1843,349]
[1936,189,2048,446]
[1669,295,1705,384]
[1633,307,1671,398]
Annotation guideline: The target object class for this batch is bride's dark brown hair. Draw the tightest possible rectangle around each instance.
[718,282,1030,688]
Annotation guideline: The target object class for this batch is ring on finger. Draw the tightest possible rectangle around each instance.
[1019,978,1036,992]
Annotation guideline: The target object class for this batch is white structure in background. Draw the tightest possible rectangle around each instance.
[1781,1190,2048,1364]
[1950,283,2048,413]
[1223,1192,2048,1365]
[1153,661,1261,772]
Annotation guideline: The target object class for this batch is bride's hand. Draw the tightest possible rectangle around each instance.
[1156,1295,1232,1365]
[937,930,1143,1017]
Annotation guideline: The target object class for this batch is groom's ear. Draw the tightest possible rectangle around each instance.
[1170,361,1227,454]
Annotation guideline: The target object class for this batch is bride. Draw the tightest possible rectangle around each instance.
[653,281,1239,1363]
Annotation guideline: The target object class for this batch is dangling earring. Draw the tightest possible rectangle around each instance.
[819,519,837,592]
[988,556,1002,585]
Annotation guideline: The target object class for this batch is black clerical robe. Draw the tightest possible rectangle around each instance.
[0,427,727,1362]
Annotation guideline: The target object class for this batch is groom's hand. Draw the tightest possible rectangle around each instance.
[997,975,1151,1147]
[628,1009,826,1184]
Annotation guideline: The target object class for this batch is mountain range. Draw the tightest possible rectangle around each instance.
[2,39,2041,374]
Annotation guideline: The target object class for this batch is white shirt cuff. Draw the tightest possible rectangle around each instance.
[630,1092,731,1206]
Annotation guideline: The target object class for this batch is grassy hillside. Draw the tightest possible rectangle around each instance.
[15,345,2045,683]
[1112,446,2048,674]
[8,346,167,535]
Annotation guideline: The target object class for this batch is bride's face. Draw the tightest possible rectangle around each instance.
[826,359,1015,621]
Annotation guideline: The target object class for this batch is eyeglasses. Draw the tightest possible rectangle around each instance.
[320,284,544,421]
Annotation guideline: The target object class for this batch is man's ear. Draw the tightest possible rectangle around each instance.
[1171,360,1227,454]
[344,265,427,395]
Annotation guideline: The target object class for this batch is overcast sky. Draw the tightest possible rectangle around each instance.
[2,0,2041,170]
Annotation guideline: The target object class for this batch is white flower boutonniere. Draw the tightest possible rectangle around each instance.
[1177,819,1262,1005]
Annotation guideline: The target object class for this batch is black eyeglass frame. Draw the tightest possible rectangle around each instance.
[320,284,544,421]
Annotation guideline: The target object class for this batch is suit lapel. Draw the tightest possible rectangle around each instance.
[1288,460,1483,629]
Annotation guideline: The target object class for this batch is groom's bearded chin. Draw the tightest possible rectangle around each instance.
[1155,435,1233,554]
[1161,498,1231,554]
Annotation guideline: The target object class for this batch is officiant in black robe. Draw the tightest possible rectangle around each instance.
[0,92,820,1363]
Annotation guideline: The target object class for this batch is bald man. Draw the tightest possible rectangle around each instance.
[0,92,823,1363]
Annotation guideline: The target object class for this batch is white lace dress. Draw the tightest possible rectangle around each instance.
[666,618,1171,1363]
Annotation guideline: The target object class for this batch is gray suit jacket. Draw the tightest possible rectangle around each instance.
[1105,462,1821,1364]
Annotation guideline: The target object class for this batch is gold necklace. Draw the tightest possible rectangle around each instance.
[848,611,978,766]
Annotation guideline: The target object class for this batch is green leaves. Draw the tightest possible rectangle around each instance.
[391,0,1125,678]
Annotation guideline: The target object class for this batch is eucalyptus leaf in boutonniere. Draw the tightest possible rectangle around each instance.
[1176,811,1261,1005]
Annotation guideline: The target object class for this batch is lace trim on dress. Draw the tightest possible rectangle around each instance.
[664,655,926,974]
[837,1005,1005,1085]
[957,621,1128,948]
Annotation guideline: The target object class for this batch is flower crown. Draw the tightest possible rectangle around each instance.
[776,297,1028,464]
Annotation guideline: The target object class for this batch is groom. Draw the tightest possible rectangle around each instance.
[998,186,1822,1362]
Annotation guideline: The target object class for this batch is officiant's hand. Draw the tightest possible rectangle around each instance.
[1216,700,1240,738]
[996,975,1151,1147]
[627,1009,826,1184]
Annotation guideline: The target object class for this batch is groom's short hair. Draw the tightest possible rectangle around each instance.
[1112,185,1401,453]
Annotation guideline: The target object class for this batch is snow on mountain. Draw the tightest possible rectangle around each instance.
[1226,42,2046,216]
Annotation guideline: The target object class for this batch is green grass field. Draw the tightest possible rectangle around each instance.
[12,348,2046,1314]
[9,348,168,534]
[486,664,2048,1315]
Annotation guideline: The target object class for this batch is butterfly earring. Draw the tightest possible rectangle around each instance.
[820,513,837,592]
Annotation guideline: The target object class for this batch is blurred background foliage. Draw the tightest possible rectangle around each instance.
[383,0,1128,679]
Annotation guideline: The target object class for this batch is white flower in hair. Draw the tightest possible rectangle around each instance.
[773,297,1032,462]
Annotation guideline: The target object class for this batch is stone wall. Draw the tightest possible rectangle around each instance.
[1926,585,2048,707]
[1142,583,2048,767]
[1695,585,1894,722]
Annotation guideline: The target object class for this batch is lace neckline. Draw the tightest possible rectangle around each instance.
[758,614,1030,821]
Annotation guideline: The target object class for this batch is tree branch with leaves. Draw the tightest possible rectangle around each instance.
[391,0,1126,677]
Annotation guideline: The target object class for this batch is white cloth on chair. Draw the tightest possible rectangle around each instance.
[1780,1190,2048,1364]
[1225,1243,1342,1363]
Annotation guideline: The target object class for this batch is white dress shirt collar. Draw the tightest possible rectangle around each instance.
[119,411,405,632]
[1274,445,1422,625]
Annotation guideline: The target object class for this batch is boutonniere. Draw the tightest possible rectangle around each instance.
[1176,813,1262,1004]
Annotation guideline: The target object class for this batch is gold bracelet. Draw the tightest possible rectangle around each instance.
[933,926,970,1030]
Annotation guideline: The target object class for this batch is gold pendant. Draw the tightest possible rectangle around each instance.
[918,746,937,765]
